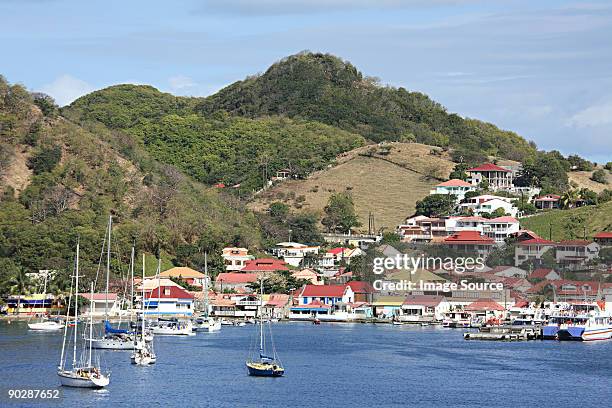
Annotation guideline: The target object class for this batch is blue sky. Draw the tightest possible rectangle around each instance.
[1,0,611,163]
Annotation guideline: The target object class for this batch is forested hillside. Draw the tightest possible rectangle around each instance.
[199,52,537,162]
[0,76,263,292]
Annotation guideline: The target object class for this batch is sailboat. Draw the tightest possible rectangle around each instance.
[246,277,284,377]
[28,271,63,331]
[192,252,221,333]
[57,241,110,388]
[91,216,135,350]
[131,254,156,365]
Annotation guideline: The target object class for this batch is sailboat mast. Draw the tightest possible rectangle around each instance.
[157,258,161,319]
[142,254,146,342]
[88,282,93,367]
[130,245,135,323]
[59,261,74,370]
[259,276,264,353]
[72,240,80,369]
[203,252,209,317]
[105,215,111,320]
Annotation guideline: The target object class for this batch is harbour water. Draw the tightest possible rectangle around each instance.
[1,321,611,407]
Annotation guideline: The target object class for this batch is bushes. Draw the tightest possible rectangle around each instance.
[28,145,61,174]
[591,169,608,184]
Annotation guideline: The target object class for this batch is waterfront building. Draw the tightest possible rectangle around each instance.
[80,293,120,317]
[5,293,59,315]
[398,295,450,323]
[144,285,194,316]
[347,281,376,303]
[263,294,291,319]
[371,296,405,318]
[465,299,506,321]
[222,247,254,271]
[298,284,355,306]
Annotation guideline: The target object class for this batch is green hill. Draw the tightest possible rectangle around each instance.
[199,52,536,161]
[0,76,263,289]
[520,201,612,241]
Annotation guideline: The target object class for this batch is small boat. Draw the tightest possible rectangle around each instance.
[234,321,246,327]
[392,320,404,326]
[57,242,110,389]
[192,253,221,334]
[312,318,321,325]
[131,254,156,366]
[220,318,234,326]
[150,318,194,335]
[246,277,284,377]
[29,319,64,331]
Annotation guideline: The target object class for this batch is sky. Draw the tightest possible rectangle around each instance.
[1,0,611,163]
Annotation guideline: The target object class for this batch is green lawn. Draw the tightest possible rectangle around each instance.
[520,201,612,241]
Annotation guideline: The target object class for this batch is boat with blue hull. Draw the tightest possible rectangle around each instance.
[543,303,612,341]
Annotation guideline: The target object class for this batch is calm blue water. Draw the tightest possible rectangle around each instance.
[1,321,611,407]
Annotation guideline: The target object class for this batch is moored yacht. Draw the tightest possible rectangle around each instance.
[544,303,612,341]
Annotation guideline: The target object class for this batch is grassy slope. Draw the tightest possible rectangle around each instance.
[568,169,611,193]
[520,201,612,241]
[249,142,455,230]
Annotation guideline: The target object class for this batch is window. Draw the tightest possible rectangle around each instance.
[164,288,170,296]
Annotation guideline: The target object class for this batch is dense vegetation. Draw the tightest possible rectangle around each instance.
[0,76,264,295]
[199,52,536,162]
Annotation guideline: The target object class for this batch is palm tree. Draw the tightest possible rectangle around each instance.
[560,189,580,209]
[7,267,33,315]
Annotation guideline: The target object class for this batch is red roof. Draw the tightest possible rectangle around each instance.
[530,268,556,279]
[301,284,347,298]
[241,258,289,272]
[402,295,444,307]
[327,247,347,255]
[444,231,494,245]
[465,299,505,311]
[347,281,375,294]
[556,240,592,247]
[594,232,612,239]
[517,237,554,246]
[215,273,259,284]
[145,285,193,300]
[514,300,529,308]
[467,163,511,172]
[488,216,519,223]
[534,194,561,201]
[293,300,331,309]
[437,179,472,187]
[266,294,290,308]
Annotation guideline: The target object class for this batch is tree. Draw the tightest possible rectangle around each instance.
[287,213,322,244]
[605,162,612,171]
[381,232,401,245]
[560,190,580,209]
[28,145,62,175]
[415,194,456,217]
[591,169,608,184]
[448,163,468,181]
[269,202,289,219]
[7,266,33,314]
[32,93,58,117]
[321,192,361,233]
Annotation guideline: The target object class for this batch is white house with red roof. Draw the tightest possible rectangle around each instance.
[533,194,561,210]
[514,237,556,266]
[144,285,194,316]
[298,284,354,305]
[443,231,495,256]
[222,247,254,271]
[290,284,359,321]
[555,240,600,269]
[429,179,476,202]
[593,232,612,247]
[467,163,514,190]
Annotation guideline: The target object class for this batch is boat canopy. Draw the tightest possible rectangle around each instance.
[104,320,129,334]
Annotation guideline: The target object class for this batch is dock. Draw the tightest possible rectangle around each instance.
[464,325,541,341]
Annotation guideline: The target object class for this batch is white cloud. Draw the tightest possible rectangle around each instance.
[566,102,612,128]
[168,75,196,91]
[39,74,94,106]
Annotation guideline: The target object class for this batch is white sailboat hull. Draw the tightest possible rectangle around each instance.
[57,369,110,388]
[207,320,221,332]
[28,321,63,331]
[90,337,135,350]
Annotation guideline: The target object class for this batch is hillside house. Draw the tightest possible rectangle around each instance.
[429,179,476,202]
[271,242,320,267]
[222,247,254,271]
[443,231,495,257]
[533,194,560,210]
[467,163,514,190]
[159,266,206,287]
[215,273,259,293]
[530,268,561,281]
[555,240,600,269]
[514,237,556,266]
[593,232,612,247]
